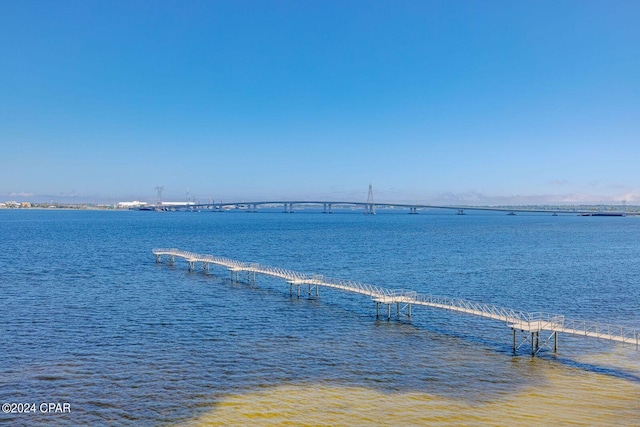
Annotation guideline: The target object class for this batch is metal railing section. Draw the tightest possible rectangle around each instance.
[414,294,528,323]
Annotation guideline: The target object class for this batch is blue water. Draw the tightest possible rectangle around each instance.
[1,209,639,426]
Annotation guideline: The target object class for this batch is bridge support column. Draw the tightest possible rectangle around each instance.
[155,254,162,263]
[322,203,333,213]
[409,207,418,214]
[169,255,175,266]
[364,203,376,215]
[188,260,195,272]
[203,262,210,274]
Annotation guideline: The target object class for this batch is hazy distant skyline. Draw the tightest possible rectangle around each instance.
[1,1,639,205]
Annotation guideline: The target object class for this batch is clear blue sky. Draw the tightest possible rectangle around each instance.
[1,0,639,204]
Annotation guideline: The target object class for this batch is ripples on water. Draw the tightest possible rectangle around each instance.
[0,210,639,426]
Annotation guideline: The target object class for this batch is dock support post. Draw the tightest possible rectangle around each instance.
[531,332,535,355]
[387,304,391,320]
[513,329,517,352]
[376,302,379,319]
[408,304,412,318]
[554,332,558,353]
[530,331,541,356]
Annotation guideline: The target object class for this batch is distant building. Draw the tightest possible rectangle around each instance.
[161,202,195,207]
[116,201,148,209]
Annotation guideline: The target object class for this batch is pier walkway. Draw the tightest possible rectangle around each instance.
[153,248,639,356]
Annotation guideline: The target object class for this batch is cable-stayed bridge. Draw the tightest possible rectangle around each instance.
[153,248,639,356]
[141,184,635,215]
[142,200,634,216]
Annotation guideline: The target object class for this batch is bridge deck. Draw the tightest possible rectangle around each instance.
[153,248,639,350]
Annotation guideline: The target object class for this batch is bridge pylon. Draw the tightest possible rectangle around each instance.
[364,184,376,215]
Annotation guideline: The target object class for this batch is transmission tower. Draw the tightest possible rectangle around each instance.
[365,183,376,215]
[154,186,164,206]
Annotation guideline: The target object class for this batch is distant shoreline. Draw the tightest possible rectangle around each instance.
[2,204,638,216]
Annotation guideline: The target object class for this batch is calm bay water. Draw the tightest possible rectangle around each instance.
[1,209,639,426]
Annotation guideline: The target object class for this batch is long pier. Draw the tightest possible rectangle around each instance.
[153,248,639,356]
